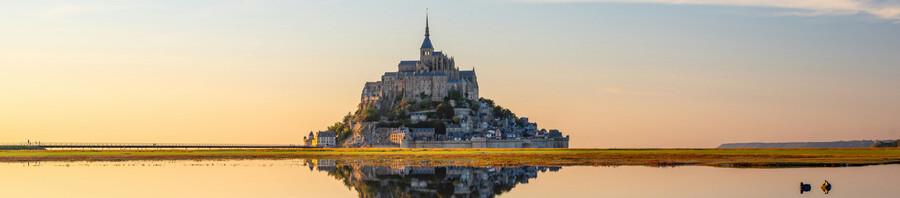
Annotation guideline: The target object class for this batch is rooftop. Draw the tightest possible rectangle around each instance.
[398,60,420,66]
[411,128,435,132]
[405,72,447,77]
[421,37,433,49]
[460,70,476,77]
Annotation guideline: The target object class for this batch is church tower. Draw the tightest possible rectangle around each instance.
[419,9,434,68]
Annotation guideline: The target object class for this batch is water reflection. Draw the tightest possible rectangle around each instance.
[3,159,898,198]
[303,159,559,197]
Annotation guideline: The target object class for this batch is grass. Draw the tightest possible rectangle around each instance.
[2,148,900,168]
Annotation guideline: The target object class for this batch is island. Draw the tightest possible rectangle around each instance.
[303,12,569,148]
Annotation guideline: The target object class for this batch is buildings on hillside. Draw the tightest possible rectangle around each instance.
[334,11,568,148]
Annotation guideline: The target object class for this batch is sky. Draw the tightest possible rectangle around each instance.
[1,0,899,148]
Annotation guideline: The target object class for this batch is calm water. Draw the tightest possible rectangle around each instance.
[1,159,897,198]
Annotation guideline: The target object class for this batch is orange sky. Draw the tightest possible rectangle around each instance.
[2,1,899,147]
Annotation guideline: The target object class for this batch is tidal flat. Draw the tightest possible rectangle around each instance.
[7,159,898,198]
[2,148,899,168]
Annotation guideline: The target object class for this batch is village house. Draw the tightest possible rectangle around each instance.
[315,131,336,147]
[410,112,428,124]
[410,128,435,140]
[390,127,411,146]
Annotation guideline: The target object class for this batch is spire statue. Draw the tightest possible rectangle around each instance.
[420,8,434,63]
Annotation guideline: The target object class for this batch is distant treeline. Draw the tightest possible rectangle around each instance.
[0,146,45,150]
[717,140,882,148]
[872,139,900,148]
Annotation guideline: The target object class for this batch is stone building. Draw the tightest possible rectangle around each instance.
[303,131,315,146]
[410,112,428,124]
[315,131,336,147]
[410,128,436,140]
[389,127,411,147]
[360,12,479,109]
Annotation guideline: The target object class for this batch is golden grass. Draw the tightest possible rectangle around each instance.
[2,148,899,168]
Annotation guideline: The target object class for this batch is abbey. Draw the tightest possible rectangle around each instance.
[361,13,478,109]
[306,11,568,148]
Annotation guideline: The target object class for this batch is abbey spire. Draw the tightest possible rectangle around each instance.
[420,8,434,50]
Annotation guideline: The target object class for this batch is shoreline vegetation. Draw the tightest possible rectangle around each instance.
[1,148,899,168]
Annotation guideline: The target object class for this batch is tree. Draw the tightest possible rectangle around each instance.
[342,112,352,122]
[436,102,455,119]
[412,100,432,111]
[327,121,354,145]
[502,108,515,118]
[492,105,516,118]
[448,90,463,101]
[394,111,407,121]
[400,119,412,127]
[362,106,380,122]
[469,100,479,112]
[479,97,495,107]
[434,122,447,135]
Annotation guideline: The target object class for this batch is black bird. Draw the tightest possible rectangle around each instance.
[800,182,811,194]
[821,180,832,194]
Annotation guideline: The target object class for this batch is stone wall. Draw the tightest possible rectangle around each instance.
[406,138,568,148]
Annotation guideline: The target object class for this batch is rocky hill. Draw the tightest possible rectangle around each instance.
[313,14,568,148]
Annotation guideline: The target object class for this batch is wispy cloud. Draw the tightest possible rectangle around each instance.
[38,4,138,17]
[513,0,900,22]
[42,5,101,16]
[601,88,663,96]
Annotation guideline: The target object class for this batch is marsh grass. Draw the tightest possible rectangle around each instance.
[2,148,899,168]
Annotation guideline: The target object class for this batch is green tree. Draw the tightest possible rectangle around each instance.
[342,112,352,122]
[502,108,515,118]
[434,122,447,135]
[436,102,455,119]
[448,90,463,101]
[479,97,495,107]
[362,106,380,122]
[326,122,346,133]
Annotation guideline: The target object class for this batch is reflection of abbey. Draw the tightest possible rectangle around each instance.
[305,159,561,197]
[360,13,479,109]
[305,11,568,148]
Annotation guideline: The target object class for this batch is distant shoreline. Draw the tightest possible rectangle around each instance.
[717,140,895,148]
[2,148,899,168]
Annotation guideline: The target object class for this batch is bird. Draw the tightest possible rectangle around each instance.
[821,180,832,194]
[800,182,811,194]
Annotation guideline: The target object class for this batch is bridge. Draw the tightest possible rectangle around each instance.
[0,142,315,149]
